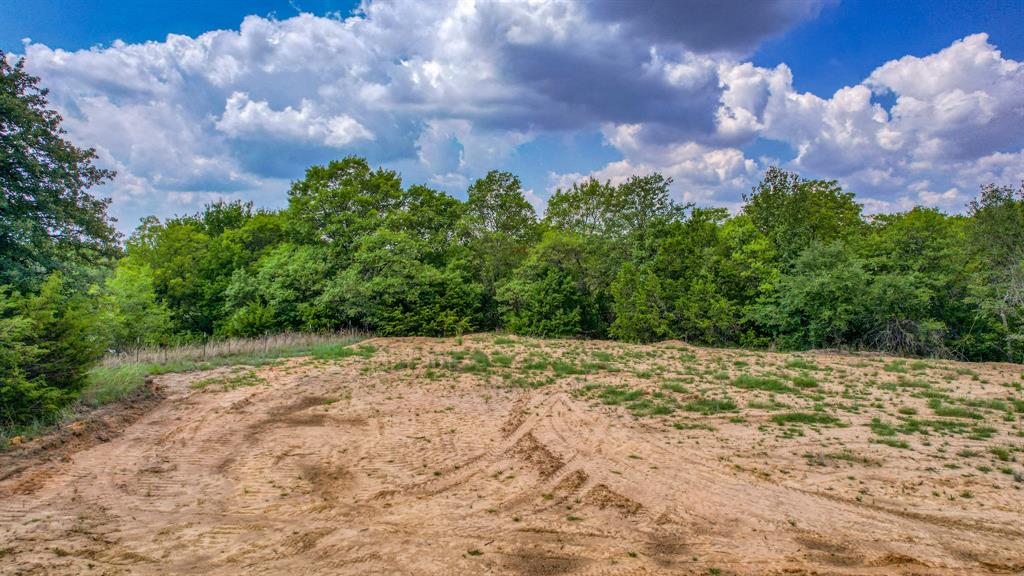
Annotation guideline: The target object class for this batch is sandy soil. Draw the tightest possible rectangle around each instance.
[1,335,1023,575]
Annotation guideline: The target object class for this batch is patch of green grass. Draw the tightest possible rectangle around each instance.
[884,360,908,373]
[80,364,158,406]
[790,375,819,389]
[80,345,304,408]
[683,397,737,415]
[771,412,843,426]
[385,358,419,372]
[969,426,998,440]
[660,381,688,394]
[441,349,493,373]
[989,446,1013,461]
[673,421,717,431]
[627,398,677,417]
[894,417,990,438]
[961,398,1008,411]
[873,437,910,449]
[553,360,594,376]
[870,418,899,436]
[311,343,376,361]
[490,353,514,368]
[191,371,266,391]
[928,399,983,420]
[785,358,821,371]
[521,360,549,371]
[593,385,645,406]
[910,360,932,371]
[732,374,793,394]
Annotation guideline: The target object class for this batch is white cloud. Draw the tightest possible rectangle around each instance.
[560,126,760,205]
[216,92,373,147]
[8,2,1022,229]
[559,32,1023,213]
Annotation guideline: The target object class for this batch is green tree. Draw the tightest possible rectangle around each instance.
[497,232,608,337]
[744,167,862,262]
[614,173,680,245]
[965,183,1024,362]
[460,170,538,327]
[860,208,968,356]
[609,263,669,343]
[544,178,620,237]
[1,53,119,288]
[221,244,333,336]
[287,156,403,264]
[386,184,464,265]
[753,242,869,349]
[318,230,480,336]
[201,200,254,236]
[0,274,107,425]
[102,260,173,350]
[651,207,745,344]
[0,288,47,426]
[133,218,216,335]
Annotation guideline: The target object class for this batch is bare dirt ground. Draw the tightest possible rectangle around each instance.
[2,335,1023,575]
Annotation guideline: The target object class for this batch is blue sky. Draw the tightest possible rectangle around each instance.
[4,0,1023,230]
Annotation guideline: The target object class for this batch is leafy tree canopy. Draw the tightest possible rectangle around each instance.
[0,52,119,288]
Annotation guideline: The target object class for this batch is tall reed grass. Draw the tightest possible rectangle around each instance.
[3,331,372,448]
[99,330,372,368]
[84,330,371,407]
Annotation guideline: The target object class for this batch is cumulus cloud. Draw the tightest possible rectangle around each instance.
[556,32,1024,212]
[8,1,1022,229]
[216,92,373,147]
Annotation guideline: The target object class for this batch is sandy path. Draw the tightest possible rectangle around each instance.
[1,336,1022,575]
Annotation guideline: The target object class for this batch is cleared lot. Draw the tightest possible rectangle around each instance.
[2,335,1023,575]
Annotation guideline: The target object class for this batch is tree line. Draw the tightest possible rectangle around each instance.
[112,161,1023,361]
[2,52,1024,427]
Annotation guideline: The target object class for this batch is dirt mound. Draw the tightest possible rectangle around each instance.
[1,335,1022,575]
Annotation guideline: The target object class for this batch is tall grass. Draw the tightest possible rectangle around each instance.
[3,331,370,449]
[83,330,370,407]
[100,330,371,368]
